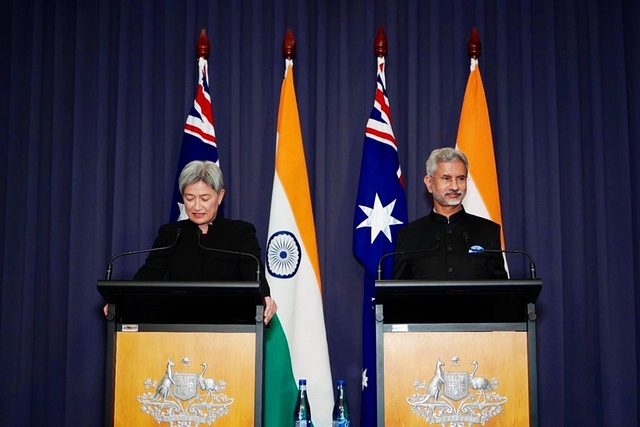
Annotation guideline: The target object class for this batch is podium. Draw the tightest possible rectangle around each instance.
[97,281,264,427]
[375,279,542,427]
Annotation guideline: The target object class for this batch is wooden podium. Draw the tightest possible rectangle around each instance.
[375,279,542,427]
[97,281,264,427]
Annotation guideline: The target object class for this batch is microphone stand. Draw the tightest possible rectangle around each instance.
[105,229,182,280]
[468,245,537,279]
[376,237,441,280]
[196,230,261,283]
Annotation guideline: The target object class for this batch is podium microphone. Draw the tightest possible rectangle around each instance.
[196,229,261,283]
[105,228,182,280]
[376,234,441,280]
[468,244,537,279]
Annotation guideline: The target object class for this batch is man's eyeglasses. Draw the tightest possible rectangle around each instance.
[431,175,468,185]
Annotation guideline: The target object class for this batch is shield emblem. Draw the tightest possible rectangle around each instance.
[172,372,197,400]
[444,371,468,401]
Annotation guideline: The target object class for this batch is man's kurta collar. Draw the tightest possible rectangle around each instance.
[428,206,467,224]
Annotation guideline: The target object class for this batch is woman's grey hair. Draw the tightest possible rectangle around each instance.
[425,147,469,176]
[179,160,225,195]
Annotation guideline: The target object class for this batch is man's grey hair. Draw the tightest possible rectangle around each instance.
[425,147,469,176]
[179,160,225,195]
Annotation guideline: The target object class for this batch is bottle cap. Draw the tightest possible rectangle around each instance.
[299,379,307,385]
[337,379,346,386]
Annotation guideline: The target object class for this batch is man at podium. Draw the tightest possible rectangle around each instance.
[133,160,278,324]
[392,147,507,280]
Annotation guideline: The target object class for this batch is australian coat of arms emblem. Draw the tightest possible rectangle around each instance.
[136,358,234,426]
[407,358,507,426]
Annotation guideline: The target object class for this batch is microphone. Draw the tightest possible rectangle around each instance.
[468,244,537,279]
[196,229,261,282]
[377,234,441,280]
[105,228,182,280]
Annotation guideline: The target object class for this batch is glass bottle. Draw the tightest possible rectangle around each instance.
[332,379,350,426]
[293,379,312,427]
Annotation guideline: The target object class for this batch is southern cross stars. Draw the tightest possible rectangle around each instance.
[357,193,404,243]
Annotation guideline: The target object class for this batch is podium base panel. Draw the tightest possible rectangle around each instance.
[383,331,530,426]
[114,331,255,427]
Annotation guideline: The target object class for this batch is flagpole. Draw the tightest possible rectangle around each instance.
[372,27,388,427]
[170,29,220,222]
[282,28,295,60]
[196,28,210,59]
[264,28,334,427]
[355,25,408,427]
[374,26,387,57]
[456,28,509,272]
[467,27,480,60]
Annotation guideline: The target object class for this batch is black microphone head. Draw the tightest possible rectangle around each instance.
[195,228,205,249]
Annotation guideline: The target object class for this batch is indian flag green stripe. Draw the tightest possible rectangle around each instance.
[263,315,297,425]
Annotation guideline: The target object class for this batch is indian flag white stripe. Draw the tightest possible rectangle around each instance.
[463,175,491,219]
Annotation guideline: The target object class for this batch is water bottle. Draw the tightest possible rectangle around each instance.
[293,379,312,427]
[332,379,350,426]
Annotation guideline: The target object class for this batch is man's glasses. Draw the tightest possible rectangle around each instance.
[431,175,467,185]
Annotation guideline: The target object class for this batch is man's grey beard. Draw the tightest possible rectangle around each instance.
[434,191,465,207]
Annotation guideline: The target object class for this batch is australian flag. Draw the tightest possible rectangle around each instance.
[169,56,220,222]
[353,56,408,426]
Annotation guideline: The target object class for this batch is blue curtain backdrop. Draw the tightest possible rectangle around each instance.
[1,0,639,425]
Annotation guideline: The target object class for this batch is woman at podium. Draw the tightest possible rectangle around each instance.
[132,160,277,324]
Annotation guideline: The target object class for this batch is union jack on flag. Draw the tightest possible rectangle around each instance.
[170,57,220,222]
[353,55,408,426]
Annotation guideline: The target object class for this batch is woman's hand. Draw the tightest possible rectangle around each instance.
[263,296,278,325]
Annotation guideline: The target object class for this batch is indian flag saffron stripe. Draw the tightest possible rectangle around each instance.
[263,59,333,427]
[455,57,508,257]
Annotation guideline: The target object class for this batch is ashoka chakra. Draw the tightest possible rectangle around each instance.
[266,231,302,279]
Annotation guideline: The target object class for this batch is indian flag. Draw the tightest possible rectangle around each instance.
[455,30,508,274]
[263,58,334,427]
